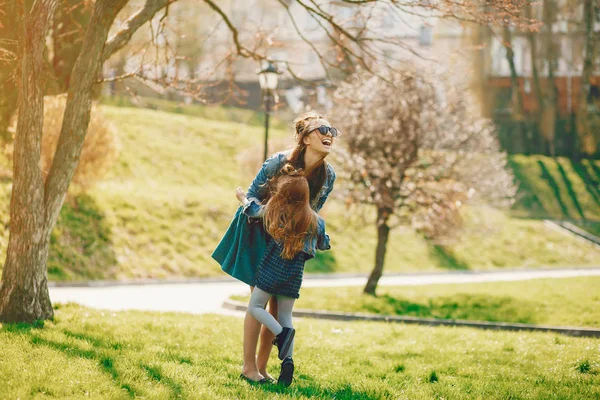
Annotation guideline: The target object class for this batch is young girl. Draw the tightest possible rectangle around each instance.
[237,163,331,387]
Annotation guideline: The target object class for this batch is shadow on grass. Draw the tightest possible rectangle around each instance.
[506,158,546,216]
[29,335,138,398]
[256,380,381,399]
[429,245,469,271]
[537,160,571,218]
[588,160,600,183]
[62,329,123,351]
[304,250,337,273]
[141,364,184,398]
[361,293,537,324]
[49,193,117,281]
[555,160,585,219]
[572,160,600,208]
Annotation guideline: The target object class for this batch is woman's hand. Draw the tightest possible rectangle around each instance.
[236,186,247,203]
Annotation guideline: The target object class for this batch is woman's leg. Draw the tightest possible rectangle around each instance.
[247,288,283,335]
[276,296,296,359]
[242,287,264,381]
[257,296,278,378]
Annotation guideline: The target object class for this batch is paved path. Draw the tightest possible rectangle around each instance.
[48,268,600,316]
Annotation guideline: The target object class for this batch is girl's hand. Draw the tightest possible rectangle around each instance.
[236,186,247,203]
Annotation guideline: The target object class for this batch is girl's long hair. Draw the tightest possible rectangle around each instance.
[263,164,318,259]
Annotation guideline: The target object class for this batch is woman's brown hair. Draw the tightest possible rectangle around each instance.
[263,164,317,259]
[287,112,329,205]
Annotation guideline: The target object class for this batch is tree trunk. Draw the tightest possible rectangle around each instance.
[502,25,527,152]
[0,0,20,144]
[540,0,558,157]
[44,0,128,230]
[364,207,391,296]
[576,0,597,156]
[0,0,59,322]
[0,0,128,323]
[525,3,544,154]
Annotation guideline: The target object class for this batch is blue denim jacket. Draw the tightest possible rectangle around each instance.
[212,151,335,285]
[243,151,335,256]
[246,151,336,214]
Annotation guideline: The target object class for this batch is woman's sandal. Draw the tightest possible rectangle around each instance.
[239,374,271,385]
[278,357,294,387]
[272,327,295,360]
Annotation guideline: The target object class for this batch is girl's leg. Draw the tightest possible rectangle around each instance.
[247,288,283,335]
[257,296,278,379]
[276,296,296,358]
[242,287,264,381]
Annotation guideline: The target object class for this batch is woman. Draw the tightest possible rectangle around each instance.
[240,164,331,386]
[212,112,338,383]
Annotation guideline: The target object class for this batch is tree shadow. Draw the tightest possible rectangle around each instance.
[256,379,382,399]
[537,160,571,218]
[588,161,600,183]
[304,250,337,273]
[62,329,124,351]
[572,160,600,208]
[49,193,117,281]
[141,364,184,398]
[554,160,585,219]
[428,244,469,271]
[506,158,546,216]
[29,335,138,397]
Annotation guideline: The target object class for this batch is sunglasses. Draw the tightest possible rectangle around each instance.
[312,125,339,138]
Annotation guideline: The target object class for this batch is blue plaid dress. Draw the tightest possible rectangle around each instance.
[255,237,310,299]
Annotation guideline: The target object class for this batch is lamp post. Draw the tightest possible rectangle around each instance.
[257,61,280,161]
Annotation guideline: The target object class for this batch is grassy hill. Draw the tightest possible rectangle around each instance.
[0,102,599,281]
[509,154,600,221]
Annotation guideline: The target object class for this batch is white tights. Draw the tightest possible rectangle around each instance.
[247,287,296,358]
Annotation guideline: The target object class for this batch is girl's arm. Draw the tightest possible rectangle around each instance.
[237,187,266,218]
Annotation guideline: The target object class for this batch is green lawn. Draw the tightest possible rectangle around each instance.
[0,303,598,399]
[233,276,600,328]
[509,155,600,220]
[0,103,599,281]
[572,221,600,238]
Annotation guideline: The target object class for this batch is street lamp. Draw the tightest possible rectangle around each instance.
[257,61,281,161]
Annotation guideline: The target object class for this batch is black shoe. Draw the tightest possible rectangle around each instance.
[278,357,294,387]
[272,327,295,360]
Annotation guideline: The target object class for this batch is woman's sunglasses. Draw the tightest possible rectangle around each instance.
[312,125,339,138]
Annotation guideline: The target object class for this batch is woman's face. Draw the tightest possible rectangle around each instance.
[303,121,335,156]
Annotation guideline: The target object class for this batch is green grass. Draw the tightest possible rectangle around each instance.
[509,155,600,220]
[0,102,599,281]
[232,276,600,328]
[0,303,599,399]
[100,95,289,131]
[572,221,600,238]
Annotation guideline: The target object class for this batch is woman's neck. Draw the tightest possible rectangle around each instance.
[303,148,324,174]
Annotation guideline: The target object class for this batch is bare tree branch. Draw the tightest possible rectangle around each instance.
[202,0,256,58]
[102,0,174,62]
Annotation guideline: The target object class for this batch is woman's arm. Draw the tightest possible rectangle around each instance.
[236,187,266,218]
